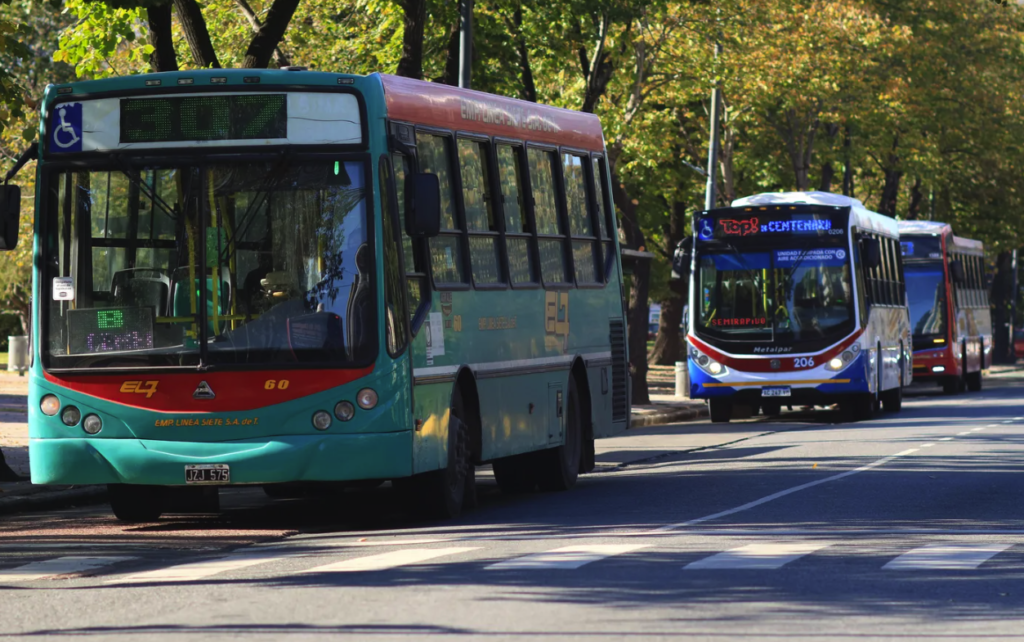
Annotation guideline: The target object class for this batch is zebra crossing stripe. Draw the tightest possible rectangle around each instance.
[883,543,1012,570]
[0,556,136,582]
[299,547,481,573]
[111,553,285,584]
[485,544,649,570]
[684,542,833,570]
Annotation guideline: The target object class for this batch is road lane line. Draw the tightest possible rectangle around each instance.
[486,544,648,570]
[920,443,935,448]
[684,542,833,570]
[111,553,284,584]
[957,431,972,436]
[971,428,985,432]
[299,547,480,573]
[0,556,136,582]
[939,437,954,441]
[883,543,1012,570]
[652,449,919,532]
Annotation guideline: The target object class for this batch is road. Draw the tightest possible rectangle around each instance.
[2,373,1024,641]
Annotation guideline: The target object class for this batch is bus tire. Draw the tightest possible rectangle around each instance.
[417,386,472,520]
[881,352,904,412]
[842,394,875,422]
[493,454,538,493]
[941,376,959,395]
[537,377,583,492]
[709,399,731,423]
[108,484,165,522]
[966,369,982,392]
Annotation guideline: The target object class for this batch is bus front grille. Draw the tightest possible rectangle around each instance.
[610,319,628,421]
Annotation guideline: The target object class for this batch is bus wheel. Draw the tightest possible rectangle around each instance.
[881,354,904,412]
[941,376,959,395]
[108,484,165,522]
[538,377,583,492]
[709,399,731,423]
[418,386,472,519]
[841,394,875,422]
[966,345,983,391]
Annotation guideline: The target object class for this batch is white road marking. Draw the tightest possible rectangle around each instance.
[299,547,480,573]
[111,553,284,584]
[920,443,935,448]
[256,538,450,552]
[684,542,833,570]
[957,431,972,436]
[1015,417,1024,421]
[0,556,135,582]
[987,424,1000,428]
[486,544,648,570]
[971,428,986,432]
[653,449,919,532]
[1003,420,1014,424]
[939,437,954,441]
[883,543,1012,570]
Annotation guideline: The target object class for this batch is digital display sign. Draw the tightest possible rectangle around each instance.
[697,211,846,241]
[68,307,154,355]
[120,94,287,144]
[900,237,942,259]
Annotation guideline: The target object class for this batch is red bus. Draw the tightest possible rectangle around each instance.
[899,222,991,394]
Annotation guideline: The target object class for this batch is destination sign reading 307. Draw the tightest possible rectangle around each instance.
[698,211,846,240]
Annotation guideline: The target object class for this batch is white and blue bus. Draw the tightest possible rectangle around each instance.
[679,192,912,423]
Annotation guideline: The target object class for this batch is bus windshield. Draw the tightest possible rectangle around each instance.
[904,264,947,339]
[696,242,854,346]
[43,159,374,369]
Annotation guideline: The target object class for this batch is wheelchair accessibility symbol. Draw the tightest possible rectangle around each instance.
[698,218,714,241]
[52,104,83,152]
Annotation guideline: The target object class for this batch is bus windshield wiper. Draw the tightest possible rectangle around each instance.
[109,154,181,226]
[219,153,293,266]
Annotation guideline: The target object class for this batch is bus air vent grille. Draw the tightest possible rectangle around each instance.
[609,319,628,421]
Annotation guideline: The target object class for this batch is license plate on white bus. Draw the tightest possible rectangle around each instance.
[761,386,792,398]
[184,464,230,484]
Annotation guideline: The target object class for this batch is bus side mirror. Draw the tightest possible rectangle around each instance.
[949,259,966,285]
[405,173,441,238]
[861,237,881,270]
[0,184,21,251]
[670,237,692,281]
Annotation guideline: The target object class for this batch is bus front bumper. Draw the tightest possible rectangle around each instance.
[28,431,413,486]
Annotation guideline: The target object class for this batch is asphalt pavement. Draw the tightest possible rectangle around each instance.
[2,372,1024,641]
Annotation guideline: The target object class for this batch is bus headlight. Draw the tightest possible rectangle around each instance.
[40,395,60,416]
[61,406,81,426]
[82,414,102,435]
[826,351,854,372]
[709,362,723,375]
[689,345,727,377]
[334,401,355,421]
[312,411,332,431]
[357,388,378,410]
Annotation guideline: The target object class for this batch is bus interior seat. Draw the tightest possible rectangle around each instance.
[168,266,233,321]
[111,268,171,316]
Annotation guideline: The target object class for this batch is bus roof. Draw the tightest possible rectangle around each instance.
[898,220,984,254]
[379,74,606,152]
[731,191,899,237]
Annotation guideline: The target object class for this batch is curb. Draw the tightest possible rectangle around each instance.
[630,404,708,428]
[0,485,106,516]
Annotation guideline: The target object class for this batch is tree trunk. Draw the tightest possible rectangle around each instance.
[842,125,855,197]
[146,2,178,72]
[436,24,460,85]
[649,200,688,366]
[514,6,536,102]
[819,162,835,193]
[173,0,221,69]
[717,96,736,204]
[241,0,300,69]
[877,135,901,216]
[992,251,1016,364]
[610,163,650,405]
[235,0,290,68]
[395,0,427,79]
[906,178,924,220]
[578,13,613,114]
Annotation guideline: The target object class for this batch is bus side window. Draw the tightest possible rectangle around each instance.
[380,156,409,355]
[496,144,538,285]
[972,256,983,307]
[416,132,466,285]
[593,155,616,281]
[528,147,570,285]
[885,237,899,305]
[392,151,429,331]
[457,138,503,286]
[563,152,600,284]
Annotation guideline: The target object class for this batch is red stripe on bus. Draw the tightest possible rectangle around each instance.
[42,367,375,413]
[687,330,865,374]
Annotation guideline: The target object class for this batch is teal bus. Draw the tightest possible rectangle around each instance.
[0,69,629,521]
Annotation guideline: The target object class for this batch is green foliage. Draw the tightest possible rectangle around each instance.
[52,0,152,78]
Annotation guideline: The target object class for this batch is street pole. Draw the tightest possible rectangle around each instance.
[704,42,722,210]
[459,0,473,90]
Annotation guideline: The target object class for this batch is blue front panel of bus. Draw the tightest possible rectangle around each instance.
[688,352,871,398]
